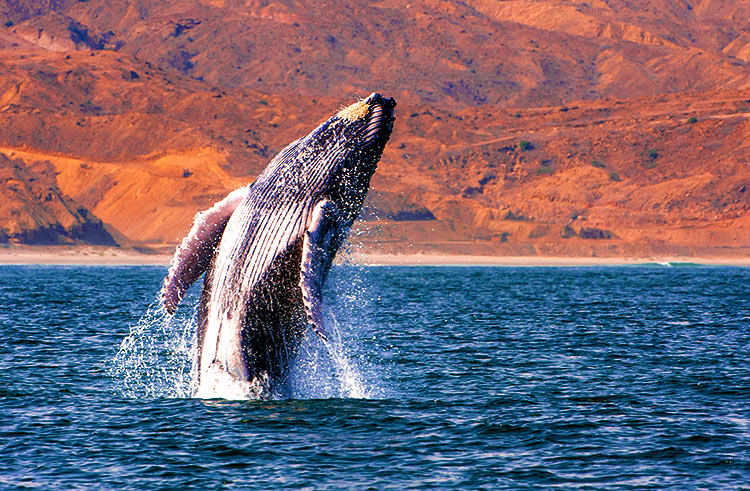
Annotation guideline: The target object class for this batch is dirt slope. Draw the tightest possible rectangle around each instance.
[0,1,748,256]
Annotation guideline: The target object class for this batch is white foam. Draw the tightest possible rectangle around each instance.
[193,365,269,400]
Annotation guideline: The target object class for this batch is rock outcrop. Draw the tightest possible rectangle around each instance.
[0,154,115,245]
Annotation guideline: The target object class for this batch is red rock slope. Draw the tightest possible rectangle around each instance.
[0,1,748,257]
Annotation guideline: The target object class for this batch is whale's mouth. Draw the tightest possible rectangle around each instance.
[361,93,396,148]
[337,92,396,149]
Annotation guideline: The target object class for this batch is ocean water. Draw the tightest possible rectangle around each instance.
[0,264,748,489]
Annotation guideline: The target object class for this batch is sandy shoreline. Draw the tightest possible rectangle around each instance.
[0,246,171,266]
[351,253,750,266]
[1,246,748,266]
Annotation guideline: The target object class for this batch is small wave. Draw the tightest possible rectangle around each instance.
[652,261,706,267]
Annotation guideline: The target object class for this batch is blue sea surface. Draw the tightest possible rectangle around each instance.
[0,265,748,489]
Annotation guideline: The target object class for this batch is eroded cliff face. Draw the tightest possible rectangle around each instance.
[0,153,115,245]
[0,1,748,256]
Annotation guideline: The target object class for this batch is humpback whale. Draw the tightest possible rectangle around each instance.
[160,93,396,398]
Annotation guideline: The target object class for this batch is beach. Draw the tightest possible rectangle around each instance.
[1,245,748,266]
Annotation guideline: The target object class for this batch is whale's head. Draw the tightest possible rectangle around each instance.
[328,92,396,224]
[285,92,396,225]
[334,92,397,157]
[252,93,394,228]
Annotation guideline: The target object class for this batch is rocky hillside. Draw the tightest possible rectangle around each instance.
[0,153,115,245]
[1,0,749,256]
[6,0,750,108]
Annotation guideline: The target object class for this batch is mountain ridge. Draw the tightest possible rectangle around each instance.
[1,0,748,256]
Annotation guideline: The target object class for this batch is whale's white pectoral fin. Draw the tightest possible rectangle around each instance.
[300,199,340,342]
[161,186,249,314]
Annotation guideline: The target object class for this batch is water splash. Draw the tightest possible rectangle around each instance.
[284,264,388,399]
[110,267,385,400]
[285,312,380,399]
[109,301,198,399]
[326,317,370,398]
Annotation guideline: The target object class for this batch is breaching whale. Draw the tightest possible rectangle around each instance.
[160,93,396,398]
